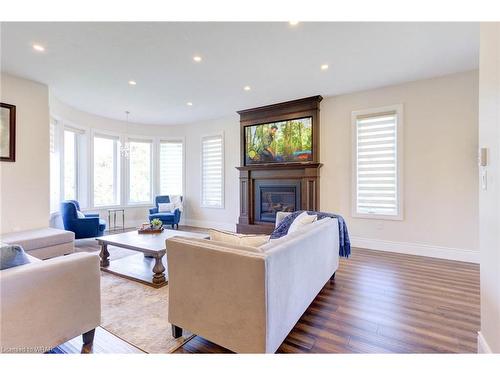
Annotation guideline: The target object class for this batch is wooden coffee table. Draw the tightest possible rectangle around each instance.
[96,229,208,288]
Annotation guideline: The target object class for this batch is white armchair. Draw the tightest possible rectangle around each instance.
[0,252,101,353]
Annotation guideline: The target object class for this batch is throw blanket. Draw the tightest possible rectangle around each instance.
[270,211,351,258]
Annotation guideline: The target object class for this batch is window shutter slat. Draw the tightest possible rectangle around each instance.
[355,111,399,216]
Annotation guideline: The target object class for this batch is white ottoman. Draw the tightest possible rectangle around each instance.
[1,228,75,260]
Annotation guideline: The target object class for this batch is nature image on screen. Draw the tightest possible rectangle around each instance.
[245,117,313,165]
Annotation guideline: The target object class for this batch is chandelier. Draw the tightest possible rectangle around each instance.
[120,110,131,159]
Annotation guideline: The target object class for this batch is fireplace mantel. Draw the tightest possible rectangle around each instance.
[236,96,323,234]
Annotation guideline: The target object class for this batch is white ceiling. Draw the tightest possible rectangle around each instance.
[1,22,479,125]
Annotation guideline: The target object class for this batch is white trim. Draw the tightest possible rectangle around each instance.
[477,331,493,353]
[183,218,234,232]
[200,132,225,209]
[350,236,479,263]
[351,104,404,221]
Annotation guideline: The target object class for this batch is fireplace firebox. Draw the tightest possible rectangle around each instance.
[255,180,301,223]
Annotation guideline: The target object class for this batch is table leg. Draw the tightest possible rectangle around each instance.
[100,243,110,267]
[152,253,166,285]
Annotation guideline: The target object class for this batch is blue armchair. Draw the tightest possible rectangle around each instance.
[60,200,106,239]
[148,196,182,229]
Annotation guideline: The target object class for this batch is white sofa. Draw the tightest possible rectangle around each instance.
[166,217,340,353]
[0,252,101,353]
[1,228,74,260]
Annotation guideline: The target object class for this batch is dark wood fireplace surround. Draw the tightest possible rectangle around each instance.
[236,95,323,234]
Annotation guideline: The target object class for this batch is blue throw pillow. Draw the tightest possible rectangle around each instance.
[0,243,31,270]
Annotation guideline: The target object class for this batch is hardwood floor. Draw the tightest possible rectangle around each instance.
[70,229,480,354]
[174,248,480,354]
[57,327,144,353]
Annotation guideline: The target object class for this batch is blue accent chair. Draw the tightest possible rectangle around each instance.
[148,196,182,229]
[60,200,106,239]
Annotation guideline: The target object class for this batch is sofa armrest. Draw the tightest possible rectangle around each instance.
[264,219,339,353]
[149,207,158,215]
[0,253,101,352]
[166,237,267,353]
[173,208,181,222]
[84,213,100,218]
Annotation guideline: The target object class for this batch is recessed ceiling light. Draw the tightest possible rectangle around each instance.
[289,21,299,26]
[243,86,251,91]
[32,44,45,52]
[193,56,202,62]
[321,64,329,71]
[187,102,193,106]
[128,80,137,86]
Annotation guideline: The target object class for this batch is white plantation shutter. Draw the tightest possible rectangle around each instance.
[201,135,224,208]
[354,109,401,217]
[159,140,183,195]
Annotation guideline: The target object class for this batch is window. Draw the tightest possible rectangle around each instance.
[128,139,153,204]
[93,134,120,206]
[159,140,183,196]
[63,129,78,200]
[353,106,402,219]
[201,134,224,208]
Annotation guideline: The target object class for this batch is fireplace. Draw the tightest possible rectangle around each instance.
[255,180,301,223]
[236,96,322,234]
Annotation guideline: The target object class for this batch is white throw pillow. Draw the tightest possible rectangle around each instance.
[158,202,175,212]
[208,229,270,247]
[169,195,184,212]
[287,211,317,234]
[76,210,86,219]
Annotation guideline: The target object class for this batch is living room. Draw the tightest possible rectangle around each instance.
[1,1,500,373]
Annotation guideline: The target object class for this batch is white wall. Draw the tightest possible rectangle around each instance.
[321,71,479,262]
[180,115,240,230]
[0,74,50,234]
[478,22,500,354]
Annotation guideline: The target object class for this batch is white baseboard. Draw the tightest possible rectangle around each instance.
[350,236,479,263]
[478,331,493,353]
[183,219,235,232]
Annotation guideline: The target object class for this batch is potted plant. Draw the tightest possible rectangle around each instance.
[150,218,163,230]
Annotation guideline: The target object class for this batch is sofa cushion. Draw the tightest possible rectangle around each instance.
[1,228,75,251]
[76,210,86,219]
[287,211,317,234]
[208,229,270,247]
[158,202,175,212]
[1,243,31,270]
[168,236,264,254]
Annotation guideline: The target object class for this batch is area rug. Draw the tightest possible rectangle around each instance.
[100,271,193,353]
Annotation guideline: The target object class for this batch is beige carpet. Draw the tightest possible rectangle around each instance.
[100,271,192,353]
[75,238,193,353]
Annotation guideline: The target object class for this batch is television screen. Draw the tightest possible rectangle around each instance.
[245,117,313,165]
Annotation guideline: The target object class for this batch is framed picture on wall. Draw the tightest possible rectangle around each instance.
[0,102,16,162]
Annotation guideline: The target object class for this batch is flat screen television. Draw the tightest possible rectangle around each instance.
[244,116,313,165]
